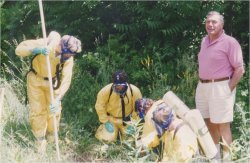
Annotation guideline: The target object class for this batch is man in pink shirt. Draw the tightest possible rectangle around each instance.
[195,11,244,161]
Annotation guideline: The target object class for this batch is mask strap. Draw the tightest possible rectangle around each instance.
[64,36,71,49]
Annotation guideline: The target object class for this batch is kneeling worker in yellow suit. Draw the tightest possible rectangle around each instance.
[95,70,142,143]
[15,31,82,153]
[135,98,198,162]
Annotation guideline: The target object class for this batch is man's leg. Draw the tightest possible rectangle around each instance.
[218,122,232,148]
[205,119,221,160]
[208,80,236,162]
[47,105,61,143]
[95,121,119,143]
[218,122,232,162]
[205,118,221,144]
[27,74,48,153]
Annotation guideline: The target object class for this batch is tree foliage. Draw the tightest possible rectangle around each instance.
[1,0,249,132]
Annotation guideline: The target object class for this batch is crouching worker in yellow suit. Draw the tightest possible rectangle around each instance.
[15,31,82,153]
[95,70,142,143]
[136,98,199,162]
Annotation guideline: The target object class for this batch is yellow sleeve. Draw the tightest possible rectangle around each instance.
[148,134,160,149]
[140,106,160,148]
[130,85,142,119]
[54,57,74,99]
[140,130,160,149]
[15,39,44,57]
[95,84,112,123]
[15,37,58,58]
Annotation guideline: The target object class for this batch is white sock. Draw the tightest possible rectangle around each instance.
[215,144,221,160]
[223,150,231,162]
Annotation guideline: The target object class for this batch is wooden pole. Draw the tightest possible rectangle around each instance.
[0,88,5,161]
[38,0,60,160]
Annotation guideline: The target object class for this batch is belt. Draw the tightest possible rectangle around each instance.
[29,70,56,81]
[199,77,230,83]
[107,113,131,121]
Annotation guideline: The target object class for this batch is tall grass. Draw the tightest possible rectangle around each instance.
[230,103,250,162]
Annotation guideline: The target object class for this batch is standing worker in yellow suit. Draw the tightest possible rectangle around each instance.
[95,70,142,143]
[15,31,82,153]
[136,98,199,162]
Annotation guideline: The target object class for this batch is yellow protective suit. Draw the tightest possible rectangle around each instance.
[160,124,198,162]
[139,100,164,148]
[140,100,198,162]
[15,37,73,141]
[95,83,142,142]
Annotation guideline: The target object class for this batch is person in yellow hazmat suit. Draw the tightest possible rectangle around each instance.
[15,31,82,153]
[135,98,199,162]
[95,70,142,143]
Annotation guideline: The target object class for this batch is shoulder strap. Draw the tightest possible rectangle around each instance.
[53,63,64,90]
[173,122,186,140]
[107,84,114,103]
[25,54,39,105]
[28,54,64,90]
[128,84,133,96]
[29,54,39,75]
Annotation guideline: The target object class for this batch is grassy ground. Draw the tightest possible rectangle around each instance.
[0,77,249,162]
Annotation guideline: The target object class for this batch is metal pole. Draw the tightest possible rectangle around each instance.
[38,0,60,160]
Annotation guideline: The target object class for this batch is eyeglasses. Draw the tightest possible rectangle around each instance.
[112,83,128,95]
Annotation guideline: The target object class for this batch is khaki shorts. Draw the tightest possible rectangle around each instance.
[195,80,236,123]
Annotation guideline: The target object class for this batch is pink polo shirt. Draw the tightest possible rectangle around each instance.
[198,32,243,79]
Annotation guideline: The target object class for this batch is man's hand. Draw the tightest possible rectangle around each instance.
[49,97,61,114]
[32,47,50,56]
[126,124,136,135]
[104,122,114,133]
[229,66,245,92]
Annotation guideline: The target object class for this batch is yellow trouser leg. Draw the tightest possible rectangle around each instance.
[47,108,61,143]
[36,138,47,154]
[27,73,50,152]
[95,122,119,143]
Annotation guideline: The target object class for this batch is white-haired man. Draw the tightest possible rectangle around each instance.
[196,11,245,161]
